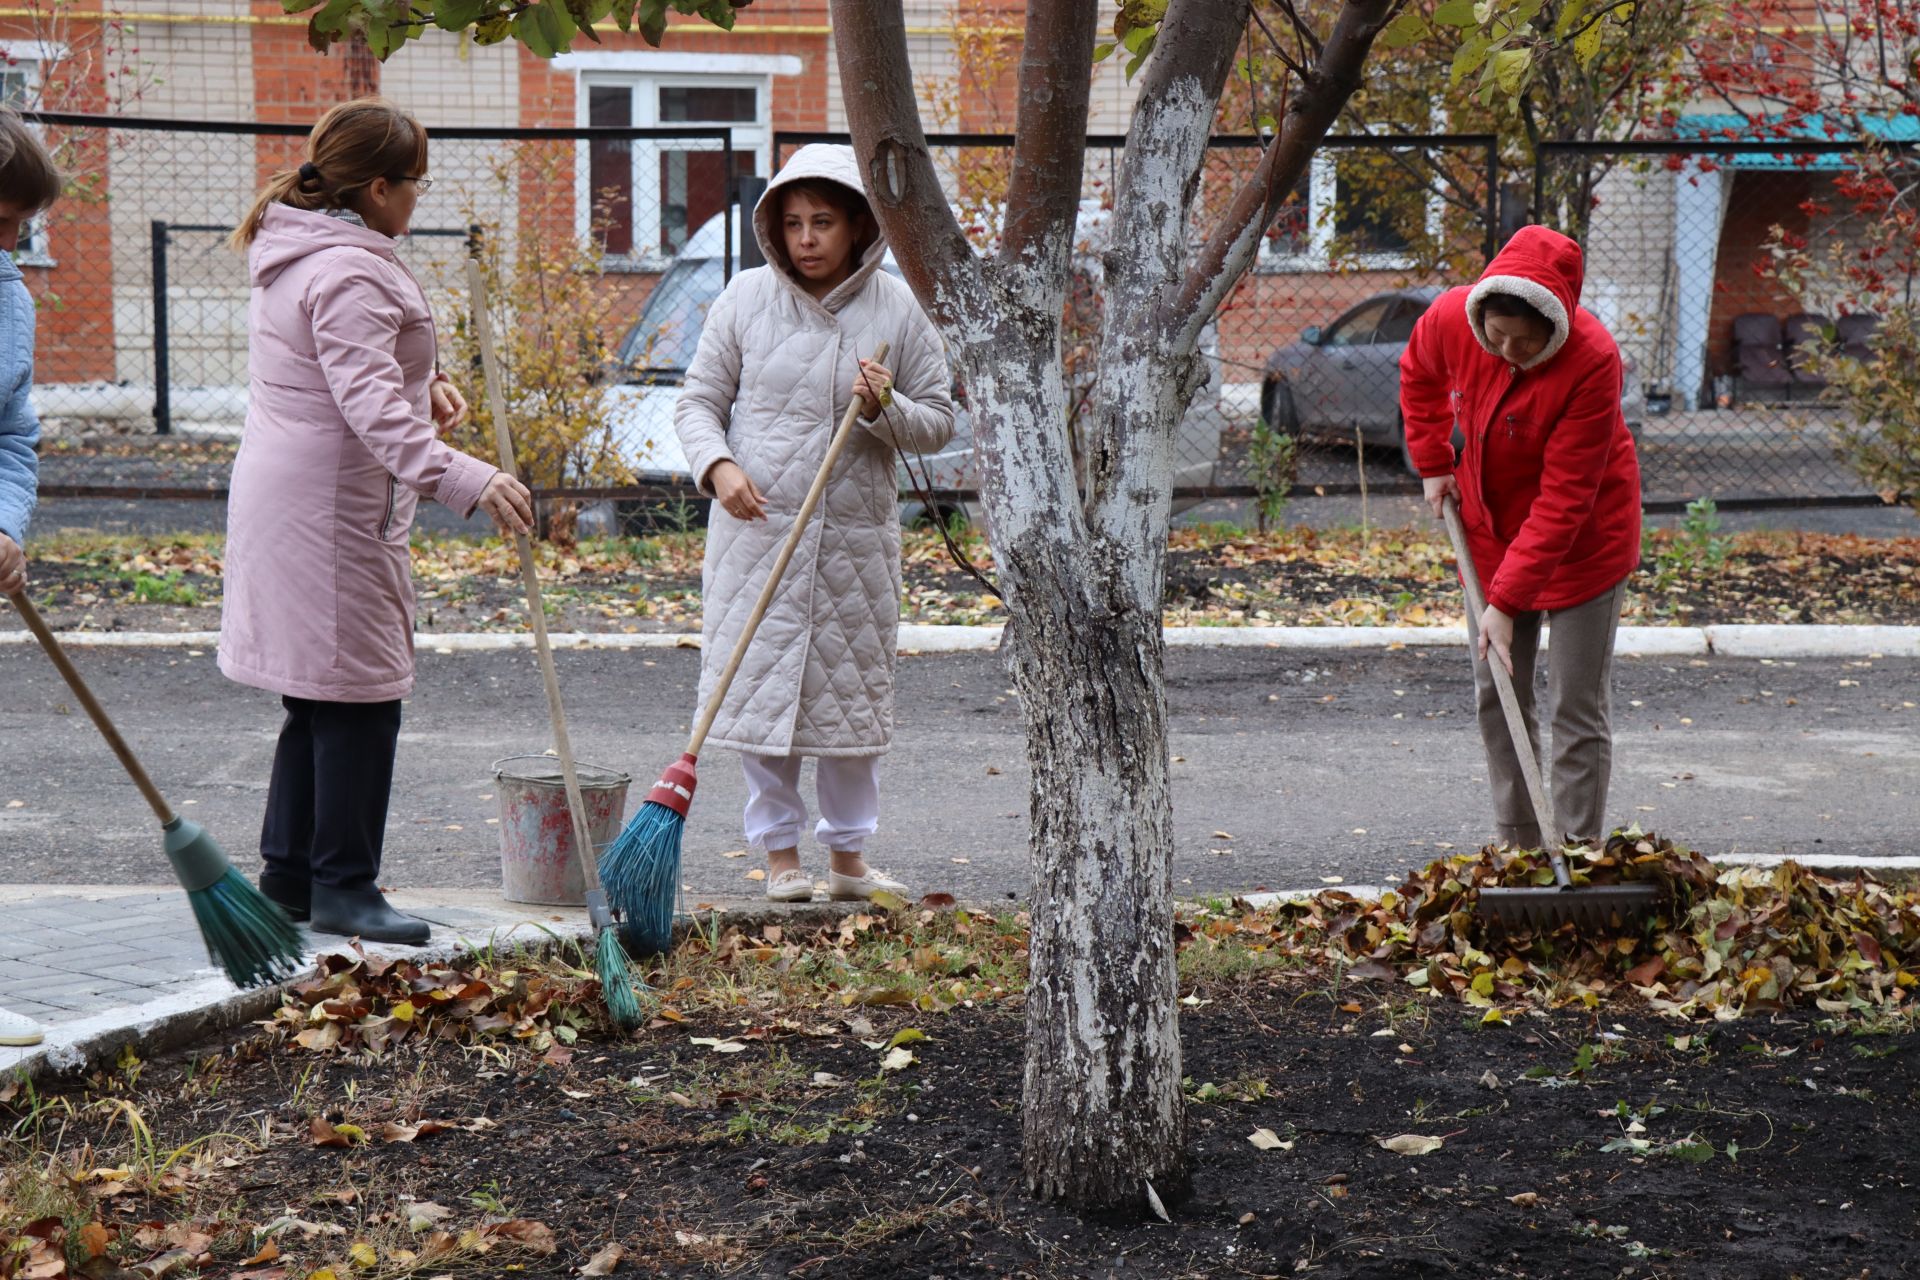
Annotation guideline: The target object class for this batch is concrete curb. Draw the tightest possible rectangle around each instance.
[1,623,1915,657]
[0,895,854,1086]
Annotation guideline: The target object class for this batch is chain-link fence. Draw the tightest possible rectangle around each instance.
[1534,137,1913,509]
[19,113,1896,516]
[777,130,1501,508]
[25,113,736,508]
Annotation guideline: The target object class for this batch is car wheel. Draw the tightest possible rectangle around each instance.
[1261,379,1300,434]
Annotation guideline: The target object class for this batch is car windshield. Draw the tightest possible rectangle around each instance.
[616,256,727,377]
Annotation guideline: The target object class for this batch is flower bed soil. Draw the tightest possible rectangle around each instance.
[7,974,1912,1279]
[10,527,1919,635]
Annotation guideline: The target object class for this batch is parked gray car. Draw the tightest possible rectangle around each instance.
[1260,287,1643,474]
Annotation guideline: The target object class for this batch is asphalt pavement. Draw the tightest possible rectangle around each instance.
[3,644,1913,901]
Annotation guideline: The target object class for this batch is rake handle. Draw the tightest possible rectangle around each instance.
[466,259,604,902]
[7,588,176,826]
[1441,494,1565,867]
[684,340,890,759]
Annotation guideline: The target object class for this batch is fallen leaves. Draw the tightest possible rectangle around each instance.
[1247,1128,1293,1151]
[1231,828,1920,1019]
[271,944,609,1055]
[1376,1133,1446,1156]
[689,1037,749,1054]
[581,1242,627,1274]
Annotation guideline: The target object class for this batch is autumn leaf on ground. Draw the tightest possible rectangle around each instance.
[689,1037,749,1053]
[1376,1133,1446,1156]
[482,1219,558,1255]
[309,1117,367,1147]
[1247,1128,1293,1151]
[581,1242,627,1274]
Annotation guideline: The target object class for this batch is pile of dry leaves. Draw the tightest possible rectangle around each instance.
[1232,830,1920,1018]
[261,947,614,1058]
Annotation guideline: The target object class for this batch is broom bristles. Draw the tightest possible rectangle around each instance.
[594,925,644,1030]
[600,799,684,956]
[187,867,307,988]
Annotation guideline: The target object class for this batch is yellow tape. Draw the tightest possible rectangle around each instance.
[0,10,1018,35]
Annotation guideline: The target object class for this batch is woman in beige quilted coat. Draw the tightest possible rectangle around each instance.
[675,143,955,904]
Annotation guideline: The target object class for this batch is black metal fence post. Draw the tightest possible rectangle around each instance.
[733,173,767,273]
[150,219,170,435]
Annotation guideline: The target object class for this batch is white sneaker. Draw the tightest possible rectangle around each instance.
[827,866,911,902]
[765,868,815,903]
[0,1004,45,1047]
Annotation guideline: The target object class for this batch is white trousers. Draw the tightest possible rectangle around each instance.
[741,753,881,854]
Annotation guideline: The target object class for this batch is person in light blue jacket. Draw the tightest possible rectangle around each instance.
[0,109,59,602]
[0,107,62,1049]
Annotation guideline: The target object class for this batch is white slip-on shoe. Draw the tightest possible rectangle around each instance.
[0,1004,45,1047]
[827,866,910,902]
[765,868,816,903]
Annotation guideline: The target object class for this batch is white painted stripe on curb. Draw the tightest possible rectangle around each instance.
[1704,624,1920,658]
[1713,853,1920,871]
[1240,886,1388,908]
[1611,626,1709,656]
[1166,626,1464,649]
[1,624,1914,656]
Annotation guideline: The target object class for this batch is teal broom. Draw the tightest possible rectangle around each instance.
[600,342,890,953]
[467,260,641,1030]
[5,589,304,987]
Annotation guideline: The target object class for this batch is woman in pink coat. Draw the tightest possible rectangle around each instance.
[220,99,532,943]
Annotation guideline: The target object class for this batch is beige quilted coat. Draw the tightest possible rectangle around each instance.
[675,144,956,758]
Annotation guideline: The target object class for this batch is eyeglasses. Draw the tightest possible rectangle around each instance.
[392,175,434,194]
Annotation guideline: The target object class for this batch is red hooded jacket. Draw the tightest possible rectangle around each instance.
[1400,226,1642,617]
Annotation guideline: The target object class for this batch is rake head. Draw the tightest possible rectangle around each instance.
[1476,881,1665,932]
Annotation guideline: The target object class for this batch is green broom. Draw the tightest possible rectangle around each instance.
[5,589,304,988]
[601,342,890,951]
[466,260,641,1030]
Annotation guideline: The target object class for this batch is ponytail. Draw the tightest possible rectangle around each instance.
[230,98,429,251]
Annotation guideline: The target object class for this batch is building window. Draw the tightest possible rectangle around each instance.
[580,73,766,266]
[0,50,52,266]
[1262,135,1446,272]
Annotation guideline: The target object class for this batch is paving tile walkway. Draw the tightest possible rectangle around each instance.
[0,885,604,1077]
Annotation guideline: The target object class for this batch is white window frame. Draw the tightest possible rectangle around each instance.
[558,52,799,271]
[0,40,65,269]
[1260,126,1447,274]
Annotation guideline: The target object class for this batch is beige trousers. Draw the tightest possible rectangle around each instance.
[1465,577,1628,846]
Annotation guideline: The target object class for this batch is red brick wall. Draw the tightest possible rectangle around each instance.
[1706,169,1809,374]
[250,2,378,180]
[10,18,114,383]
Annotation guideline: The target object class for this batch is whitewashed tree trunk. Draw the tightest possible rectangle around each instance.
[832,0,1400,1215]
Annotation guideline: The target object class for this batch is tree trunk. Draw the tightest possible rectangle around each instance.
[1009,577,1186,1209]
[831,0,1398,1218]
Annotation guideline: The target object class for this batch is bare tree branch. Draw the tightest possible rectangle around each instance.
[1172,0,1403,346]
[829,0,987,328]
[999,0,1099,296]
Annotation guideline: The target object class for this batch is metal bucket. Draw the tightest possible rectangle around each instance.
[492,756,632,906]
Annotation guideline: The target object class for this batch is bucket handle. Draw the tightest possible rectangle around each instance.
[491,755,631,788]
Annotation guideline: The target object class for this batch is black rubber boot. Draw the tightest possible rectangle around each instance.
[308,885,430,946]
[258,870,311,922]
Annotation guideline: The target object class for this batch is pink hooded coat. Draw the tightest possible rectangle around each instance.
[218,204,497,702]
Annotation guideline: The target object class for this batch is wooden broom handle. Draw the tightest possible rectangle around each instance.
[685,340,890,758]
[466,260,602,893]
[1441,494,1561,848]
[7,588,175,826]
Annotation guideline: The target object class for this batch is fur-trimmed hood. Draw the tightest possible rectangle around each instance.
[1466,225,1584,372]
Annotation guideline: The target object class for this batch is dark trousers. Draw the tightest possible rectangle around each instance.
[260,695,403,893]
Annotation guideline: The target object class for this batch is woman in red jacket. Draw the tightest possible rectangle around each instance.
[1400,225,1642,848]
